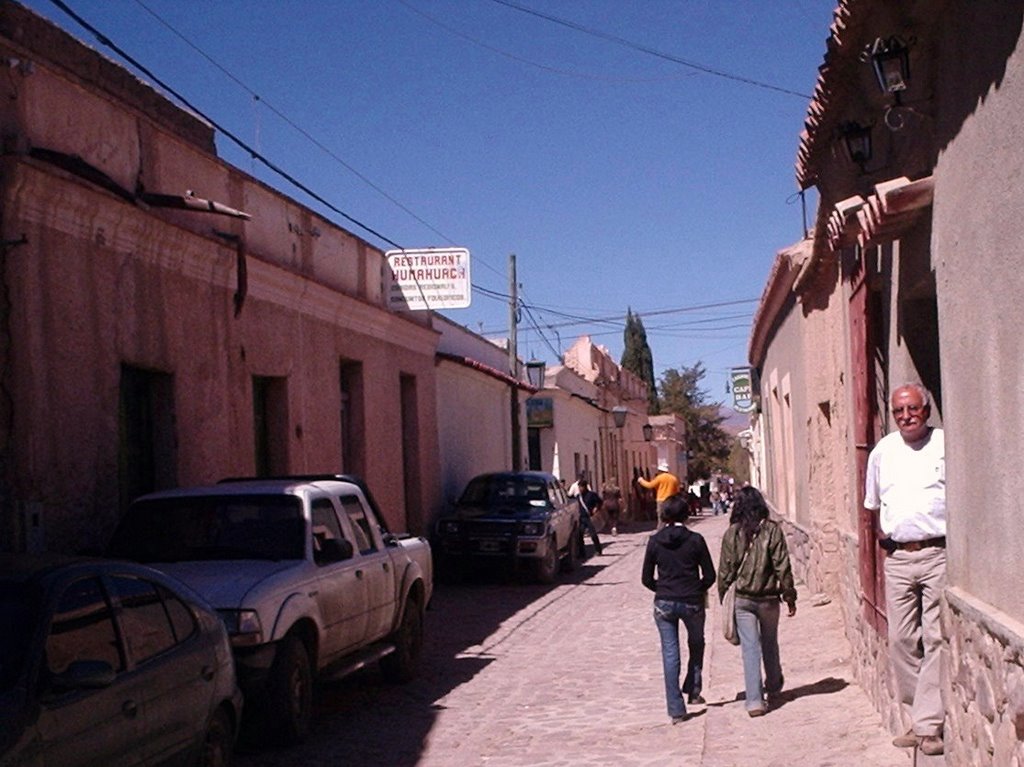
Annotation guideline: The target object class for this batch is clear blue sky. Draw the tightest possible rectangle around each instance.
[22,0,835,402]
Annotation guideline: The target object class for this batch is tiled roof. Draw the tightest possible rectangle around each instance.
[795,0,873,189]
[748,239,814,366]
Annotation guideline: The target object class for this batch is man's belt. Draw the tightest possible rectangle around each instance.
[892,536,946,552]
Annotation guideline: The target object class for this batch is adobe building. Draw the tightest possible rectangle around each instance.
[0,2,442,553]
[749,1,1024,762]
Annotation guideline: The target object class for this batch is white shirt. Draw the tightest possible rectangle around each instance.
[864,427,945,542]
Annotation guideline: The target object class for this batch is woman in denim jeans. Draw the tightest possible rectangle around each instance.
[641,495,716,724]
[717,486,797,717]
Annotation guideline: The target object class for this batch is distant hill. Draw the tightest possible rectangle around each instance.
[719,406,752,436]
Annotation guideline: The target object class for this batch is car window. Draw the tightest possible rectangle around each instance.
[158,585,197,643]
[46,577,123,676]
[339,495,377,554]
[311,499,348,565]
[0,580,41,692]
[108,576,178,665]
[108,495,305,562]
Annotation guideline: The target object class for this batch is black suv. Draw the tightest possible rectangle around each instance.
[434,471,582,583]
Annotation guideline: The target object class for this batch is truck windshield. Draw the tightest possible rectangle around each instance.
[459,476,549,508]
[107,495,305,563]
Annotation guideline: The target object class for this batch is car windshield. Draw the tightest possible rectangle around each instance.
[0,580,41,692]
[107,495,305,563]
[458,476,550,509]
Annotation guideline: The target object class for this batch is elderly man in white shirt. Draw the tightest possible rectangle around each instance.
[863,382,946,757]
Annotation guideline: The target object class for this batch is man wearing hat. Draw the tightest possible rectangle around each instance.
[638,461,682,530]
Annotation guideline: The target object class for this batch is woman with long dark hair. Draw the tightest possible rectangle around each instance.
[717,486,797,717]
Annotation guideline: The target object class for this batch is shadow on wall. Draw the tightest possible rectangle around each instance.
[932,0,1024,157]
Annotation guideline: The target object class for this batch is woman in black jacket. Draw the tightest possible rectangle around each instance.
[641,494,716,723]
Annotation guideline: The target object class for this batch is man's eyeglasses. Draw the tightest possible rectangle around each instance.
[892,404,924,416]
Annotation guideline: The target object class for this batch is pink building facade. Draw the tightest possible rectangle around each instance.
[0,3,441,553]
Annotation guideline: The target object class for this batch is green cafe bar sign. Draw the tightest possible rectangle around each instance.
[731,367,757,413]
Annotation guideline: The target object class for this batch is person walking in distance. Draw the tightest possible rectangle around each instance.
[601,480,623,535]
[864,383,946,757]
[642,495,716,724]
[717,486,797,717]
[638,461,681,529]
[575,479,604,557]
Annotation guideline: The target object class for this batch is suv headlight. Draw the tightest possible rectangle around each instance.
[519,521,544,537]
[439,520,460,535]
[217,609,264,647]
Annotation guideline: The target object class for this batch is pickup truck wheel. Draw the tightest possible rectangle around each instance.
[535,535,559,584]
[381,596,423,683]
[199,707,233,767]
[561,525,579,573]
[267,636,313,744]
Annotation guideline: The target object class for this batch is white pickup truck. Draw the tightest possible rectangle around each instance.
[106,475,433,744]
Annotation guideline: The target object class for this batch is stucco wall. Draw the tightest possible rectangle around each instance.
[931,16,1024,624]
[435,360,512,508]
[0,6,442,551]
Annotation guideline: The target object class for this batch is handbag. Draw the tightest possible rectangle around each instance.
[721,535,755,646]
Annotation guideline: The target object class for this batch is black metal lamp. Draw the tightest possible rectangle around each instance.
[865,36,911,99]
[525,359,546,389]
[642,423,653,442]
[611,405,628,429]
[840,121,873,171]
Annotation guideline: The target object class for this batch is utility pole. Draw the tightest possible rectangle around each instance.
[508,253,521,471]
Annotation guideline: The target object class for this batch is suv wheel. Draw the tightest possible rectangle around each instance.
[535,535,559,584]
[267,636,313,744]
[561,525,579,573]
[380,594,424,682]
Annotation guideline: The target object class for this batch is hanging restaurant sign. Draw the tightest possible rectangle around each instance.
[731,367,757,413]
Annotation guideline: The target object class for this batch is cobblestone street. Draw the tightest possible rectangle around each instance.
[237,515,925,766]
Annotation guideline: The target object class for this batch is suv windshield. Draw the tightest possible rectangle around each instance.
[108,495,305,563]
[0,580,41,692]
[458,476,550,508]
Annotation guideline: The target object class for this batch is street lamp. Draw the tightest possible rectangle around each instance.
[525,359,546,389]
[840,121,873,171]
[611,405,628,428]
[863,36,912,100]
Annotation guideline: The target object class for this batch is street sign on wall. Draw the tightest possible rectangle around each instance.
[526,397,554,428]
[385,247,471,311]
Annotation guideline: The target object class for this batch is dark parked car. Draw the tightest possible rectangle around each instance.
[0,555,242,767]
[434,471,582,583]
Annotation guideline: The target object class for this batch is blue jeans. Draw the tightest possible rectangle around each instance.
[653,599,706,718]
[735,596,784,710]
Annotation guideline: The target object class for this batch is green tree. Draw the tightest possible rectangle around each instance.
[658,362,731,482]
[620,309,659,414]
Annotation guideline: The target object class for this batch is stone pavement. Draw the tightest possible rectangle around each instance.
[237,514,935,766]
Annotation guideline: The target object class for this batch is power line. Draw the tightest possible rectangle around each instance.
[46,0,402,248]
[487,0,812,100]
[126,0,515,293]
[396,0,698,84]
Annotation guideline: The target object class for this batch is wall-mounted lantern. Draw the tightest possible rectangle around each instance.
[611,405,628,429]
[840,121,873,171]
[525,359,546,389]
[864,36,912,100]
[642,423,653,442]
